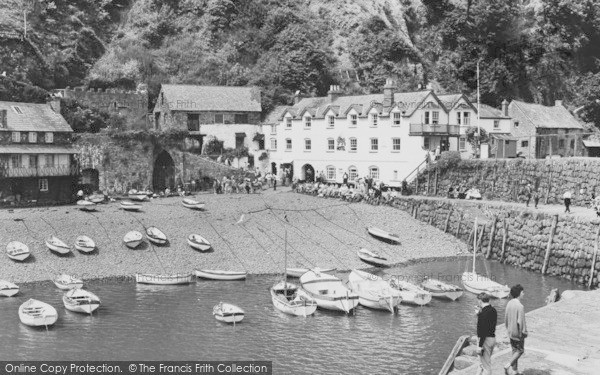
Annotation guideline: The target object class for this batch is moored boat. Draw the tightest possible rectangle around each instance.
[123,231,143,249]
[19,299,58,327]
[182,198,205,210]
[53,274,84,290]
[388,277,432,306]
[0,280,19,297]
[46,235,71,255]
[63,289,101,314]
[213,302,244,324]
[270,281,318,317]
[77,200,96,211]
[146,227,167,245]
[194,269,247,281]
[462,272,509,299]
[347,270,402,313]
[74,236,95,253]
[357,248,389,267]
[135,273,193,285]
[187,234,212,251]
[286,267,336,278]
[299,270,359,313]
[6,241,30,261]
[88,194,105,204]
[367,226,401,244]
[129,194,149,202]
[421,278,464,301]
[120,200,142,211]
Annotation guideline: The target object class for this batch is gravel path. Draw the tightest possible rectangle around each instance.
[0,188,467,284]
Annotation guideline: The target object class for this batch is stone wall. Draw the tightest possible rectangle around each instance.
[413,158,600,207]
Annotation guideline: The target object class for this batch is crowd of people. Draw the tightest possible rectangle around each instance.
[295,177,405,205]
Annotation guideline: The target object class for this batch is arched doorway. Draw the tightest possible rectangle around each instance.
[81,168,99,193]
[301,164,315,182]
[153,150,175,192]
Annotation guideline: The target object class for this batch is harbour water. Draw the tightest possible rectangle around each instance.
[0,259,584,374]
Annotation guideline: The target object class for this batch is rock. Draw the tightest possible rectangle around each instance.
[453,355,478,370]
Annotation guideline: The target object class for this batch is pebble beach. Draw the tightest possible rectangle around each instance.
[0,188,468,284]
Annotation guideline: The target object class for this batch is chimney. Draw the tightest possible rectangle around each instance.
[383,78,395,108]
[0,109,6,129]
[48,98,61,113]
[294,90,302,104]
[555,99,563,107]
[502,99,509,116]
[327,85,342,103]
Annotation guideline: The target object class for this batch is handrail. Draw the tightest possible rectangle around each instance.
[403,157,429,185]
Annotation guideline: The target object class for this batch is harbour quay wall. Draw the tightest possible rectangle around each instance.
[413,157,600,207]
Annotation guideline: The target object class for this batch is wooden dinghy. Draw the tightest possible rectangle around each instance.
[388,278,432,306]
[129,194,149,202]
[88,194,105,204]
[123,231,143,249]
[120,200,142,211]
[182,198,205,210]
[285,267,336,278]
[347,270,402,313]
[421,278,464,301]
[63,289,101,314]
[0,280,19,297]
[357,248,389,267]
[46,235,71,255]
[213,302,244,324]
[270,281,318,317]
[300,270,359,313]
[74,235,95,253]
[367,226,401,244]
[187,234,211,252]
[54,274,83,290]
[194,269,247,281]
[77,200,96,211]
[6,241,30,261]
[146,227,167,245]
[462,272,510,299]
[135,273,193,285]
[19,299,58,327]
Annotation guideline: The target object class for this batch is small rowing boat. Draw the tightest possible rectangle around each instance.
[129,194,149,202]
[213,302,244,324]
[182,198,205,210]
[347,270,402,312]
[388,277,432,306]
[74,236,95,253]
[462,272,510,299]
[421,278,464,301]
[77,200,96,211]
[123,231,143,249]
[0,280,19,297]
[270,281,318,317]
[367,226,401,244]
[19,299,58,327]
[120,201,142,211]
[286,267,336,278]
[54,274,83,290]
[46,235,71,255]
[63,289,101,314]
[135,273,193,285]
[194,269,247,281]
[187,234,212,251]
[88,194,105,204]
[300,270,359,313]
[6,241,30,261]
[357,248,389,267]
[146,227,167,245]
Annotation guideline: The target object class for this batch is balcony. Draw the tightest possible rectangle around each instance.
[0,165,78,178]
[409,124,460,136]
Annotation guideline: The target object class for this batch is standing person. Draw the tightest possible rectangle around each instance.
[563,190,572,213]
[533,189,540,209]
[525,183,532,207]
[476,293,497,375]
[343,172,348,185]
[273,175,277,191]
[504,284,528,375]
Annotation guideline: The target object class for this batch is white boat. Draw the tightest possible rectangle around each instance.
[146,227,167,245]
[123,231,143,249]
[194,269,247,281]
[270,281,318,317]
[19,299,58,327]
[46,235,71,255]
[77,200,96,211]
[135,273,193,285]
[53,274,84,290]
[388,278,432,306]
[182,198,205,210]
[187,234,212,251]
[367,226,401,244]
[74,235,95,253]
[286,267,336,278]
[120,200,142,211]
[88,194,105,204]
[0,280,19,297]
[347,270,402,313]
[6,241,30,261]
[357,248,389,267]
[129,194,149,202]
[300,270,359,313]
[63,289,101,314]
[421,278,464,301]
[213,302,244,324]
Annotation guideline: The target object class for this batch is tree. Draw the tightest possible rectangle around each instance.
[465,126,489,157]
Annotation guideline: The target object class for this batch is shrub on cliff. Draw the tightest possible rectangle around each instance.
[435,151,462,171]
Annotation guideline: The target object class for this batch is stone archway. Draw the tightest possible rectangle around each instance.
[301,164,315,182]
[153,150,175,192]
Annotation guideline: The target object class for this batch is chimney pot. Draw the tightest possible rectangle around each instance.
[555,99,563,107]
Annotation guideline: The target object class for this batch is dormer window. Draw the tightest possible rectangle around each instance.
[28,132,37,143]
[393,112,401,126]
[304,116,311,128]
[371,113,378,127]
[349,114,357,127]
[286,117,292,128]
[327,115,335,128]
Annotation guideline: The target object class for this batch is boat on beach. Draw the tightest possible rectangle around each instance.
[53,274,84,290]
[74,236,96,253]
[0,280,19,297]
[77,200,96,211]
[6,241,30,261]
[19,299,58,327]
[357,248,389,267]
[120,201,142,211]
[194,269,247,281]
[213,302,244,324]
[347,270,402,313]
[367,226,401,244]
[88,194,105,204]
[46,235,71,255]
[63,289,101,314]
[123,231,143,249]
[421,278,464,301]
[300,270,359,313]
[270,281,318,317]
[135,273,193,285]
[146,227,167,245]
[387,278,432,306]
[187,234,212,251]
[286,267,336,278]
[129,194,149,202]
[182,198,205,210]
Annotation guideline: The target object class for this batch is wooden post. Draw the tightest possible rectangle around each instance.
[415,176,419,195]
[542,214,559,275]
[427,170,431,196]
[546,161,553,204]
[434,167,439,195]
[456,213,462,237]
[413,203,419,219]
[500,218,508,262]
[486,216,497,259]
[588,225,600,289]
[444,210,452,233]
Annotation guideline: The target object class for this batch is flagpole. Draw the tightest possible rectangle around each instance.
[477,60,481,158]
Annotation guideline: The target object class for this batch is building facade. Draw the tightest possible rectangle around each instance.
[0,100,77,203]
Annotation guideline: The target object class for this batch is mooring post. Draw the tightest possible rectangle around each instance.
[542,214,559,275]
[486,216,497,259]
[478,223,485,253]
[434,167,439,196]
[500,218,508,262]
[588,225,600,289]
[414,203,419,219]
[444,209,452,233]
[456,213,463,237]
[427,170,430,196]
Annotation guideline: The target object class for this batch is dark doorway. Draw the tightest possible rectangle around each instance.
[153,150,175,192]
[271,162,277,175]
[302,164,315,182]
[81,169,100,192]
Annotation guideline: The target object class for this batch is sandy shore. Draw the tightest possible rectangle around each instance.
[0,187,468,284]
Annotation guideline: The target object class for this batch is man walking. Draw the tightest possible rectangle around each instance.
[525,184,532,207]
[504,284,528,375]
[563,190,572,213]
[476,293,497,375]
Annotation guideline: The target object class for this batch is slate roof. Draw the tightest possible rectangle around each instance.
[479,104,508,118]
[436,94,463,110]
[160,85,262,112]
[510,100,583,129]
[0,101,72,132]
[0,145,76,154]
[263,105,288,124]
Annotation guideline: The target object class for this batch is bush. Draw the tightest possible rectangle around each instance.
[436,151,462,170]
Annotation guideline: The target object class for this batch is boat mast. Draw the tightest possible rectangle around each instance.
[473,217,478,273]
